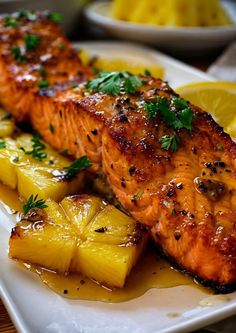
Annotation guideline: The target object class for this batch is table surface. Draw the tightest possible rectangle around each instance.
[0,47,228,333]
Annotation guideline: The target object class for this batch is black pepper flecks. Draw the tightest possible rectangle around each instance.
[174,230,181,241]
[119,114,128,122]
[167,187,176,197]
[91,129,98,135]
[210,166,217,174]
[129,165,136,175]
[176,182,183,190]
[205,162,212,168]
[214,161,226,168]
[194,177,226,201]
[121,178,126,188]
[95,227,107,233]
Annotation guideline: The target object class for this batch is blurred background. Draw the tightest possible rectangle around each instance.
[1,0,235,69]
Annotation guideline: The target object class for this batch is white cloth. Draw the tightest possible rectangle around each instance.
[207,42,236,82]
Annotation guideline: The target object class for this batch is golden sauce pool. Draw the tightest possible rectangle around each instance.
[0,182,209,303]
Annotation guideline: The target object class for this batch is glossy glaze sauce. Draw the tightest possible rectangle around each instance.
[0,182,209,303]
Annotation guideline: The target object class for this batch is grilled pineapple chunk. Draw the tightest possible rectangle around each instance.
[79,204,147,288]
[0,134,83,201]
[61,195,106,238]
[0,108,14,137]
[10,195,148,288]
[112,0,232,27]
[9,200,77,273]
[0,138,19,188]
[78,241,141,288]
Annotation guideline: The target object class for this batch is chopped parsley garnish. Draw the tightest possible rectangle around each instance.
[217,143,224,151]
[64,156,92,177]
[0,139,6,149]
[86,71,143,95]
[4,16,18,27]
[47,12,63,23]
[11,33,41,64]
[39,66,46,77]
[0,112,11,120]
[17,9,37,21]
[26,12,37,21]
[145,96,193,130]
[38,80,49,89]
[159,133,180,152]
[58,43,65,49]
[61,149,68,155]
[18,8,26,17]
[12,156,19,163]
[92,67,100,74]
[23,194,48,215]
[11,46,26,64]
[144,69,151,76]
[20,135,47,161]
[131,191,144,202]
[172,97,188,109]
[24,34,41,51]
[49,123,54,133]
[145,96,194,152]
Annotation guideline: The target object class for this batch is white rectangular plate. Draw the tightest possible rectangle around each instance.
[1,42,236,333]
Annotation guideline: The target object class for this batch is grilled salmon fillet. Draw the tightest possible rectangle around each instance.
[0,11,91,121]
[1,12,236,291]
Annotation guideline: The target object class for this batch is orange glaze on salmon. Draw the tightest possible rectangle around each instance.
[1,12,236,292]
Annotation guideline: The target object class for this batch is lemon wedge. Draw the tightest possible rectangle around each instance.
[176,82,236,138]
[94,58,164,78]
[78,49,164,79]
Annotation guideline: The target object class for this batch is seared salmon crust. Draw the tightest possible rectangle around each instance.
[1,12,236,292]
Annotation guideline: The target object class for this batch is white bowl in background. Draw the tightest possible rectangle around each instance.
[85,1,236,54]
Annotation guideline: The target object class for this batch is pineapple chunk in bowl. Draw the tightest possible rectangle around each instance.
[9,195,148,289]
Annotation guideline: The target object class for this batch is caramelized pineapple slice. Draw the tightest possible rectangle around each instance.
[15,134,83,201]
[0,134,83,201]
[9,200,77,273]
[85,205,138,245]
[9,196,148,289]
[62,195,148,288]
[78,241,143,288]
[0,138,19,188]
[61,195,106,238]
[0,108,15,137]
